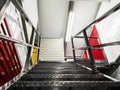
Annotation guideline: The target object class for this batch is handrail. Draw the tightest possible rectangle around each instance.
[0,0,40,38]
[83,31,97,73]
[73,41,120,50]
[73,47,103,50]
[0,0,41,88]
[0,0,41,71]
[9,0,41,70]
[91,41,120,47]
[0,34,41,50]
[73,36,98,38]
[74,2,120,36]
[71,2,120,73]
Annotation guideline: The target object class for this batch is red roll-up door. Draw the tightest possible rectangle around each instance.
[0,78,3,86]
[0,50,13,80]
[1,24,18,76]
[4,18,21,73]
[0,40,16,77]
[0,17,22,86]
[0,64,9,84]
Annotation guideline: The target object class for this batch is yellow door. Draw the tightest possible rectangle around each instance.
[32,48,37,65]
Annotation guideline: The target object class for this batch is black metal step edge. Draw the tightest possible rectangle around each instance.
[10,81,120,87]
[27,70,92,74]
[19,74,109,81]
[31,67,88,71]
[21,74,105,79]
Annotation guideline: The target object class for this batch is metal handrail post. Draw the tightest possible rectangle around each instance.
[0,34,40,49]
[83,30,97,73]
[71,37,76,62]
[24,26,35,71]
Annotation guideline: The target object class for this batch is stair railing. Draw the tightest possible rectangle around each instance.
[0,34,41,50]
[11,0,41,71]
[0,0,41,89]
[71,2,120,73]
[0,0,41,70]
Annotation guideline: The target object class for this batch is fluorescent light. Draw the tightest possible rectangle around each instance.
[65,11,75,42]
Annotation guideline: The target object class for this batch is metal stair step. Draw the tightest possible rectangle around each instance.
[31,67,88,71]
[35,64,78,67]
[19,74,109,81]
[27,69,92,74]
[36,61,92,68]
[37,62,77,65]
[35,65,79,67]
[8,87,106,90]
[10,81,120,87]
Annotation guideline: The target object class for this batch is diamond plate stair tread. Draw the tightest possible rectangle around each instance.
[19,74,108,81]
[35,64,91,68]
[38,61,89,65]
[35,64,81,67]
[27,69,93,74]
[11,81,120,87]
[37,61,91,67]
[37,62,77,65]
[31,67,88,70]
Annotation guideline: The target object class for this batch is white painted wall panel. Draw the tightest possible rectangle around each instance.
[66,1,100,56]
[22,0,38,42]
[71,1,100,36]
[96,0,120,63]
[22,0,38,28]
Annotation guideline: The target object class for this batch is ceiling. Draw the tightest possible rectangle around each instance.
[37,0,110,38]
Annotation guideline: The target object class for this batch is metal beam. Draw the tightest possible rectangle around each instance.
[0,34,40,50]
[91,41,120,47]
[71,37,76,61]
[73,36,98,38]
[0,0,10,19]
[73,47,103,50]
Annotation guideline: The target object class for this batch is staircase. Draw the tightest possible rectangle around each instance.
[40,38,64,61]
[8,61,120,90]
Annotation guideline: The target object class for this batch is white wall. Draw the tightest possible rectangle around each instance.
[22,0,38,28]
[71,1,100,36]
[22,0,38,41]
[38,0,69,38]
[96,0,120,63]
[66,1,100,56]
